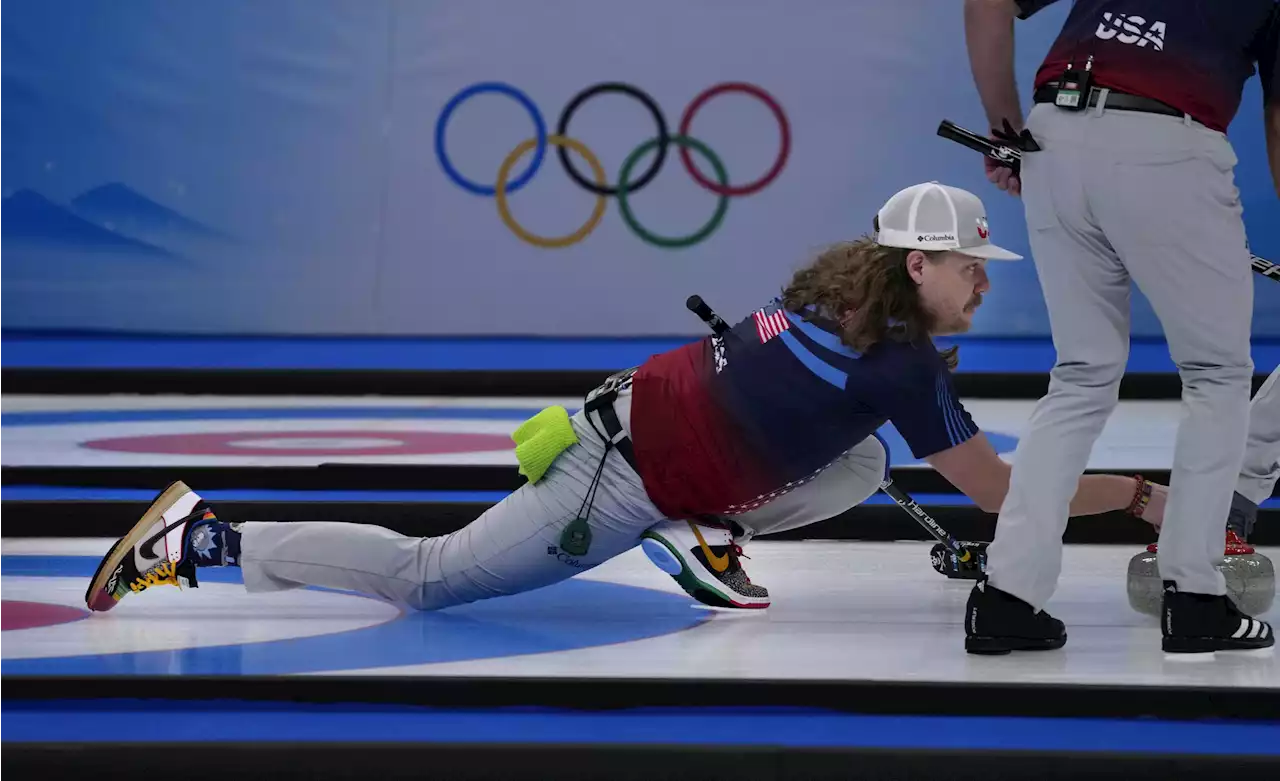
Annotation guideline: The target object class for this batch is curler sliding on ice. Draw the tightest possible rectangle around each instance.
[84,182,1169,619]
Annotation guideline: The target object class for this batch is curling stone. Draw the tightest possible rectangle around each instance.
[1127,530,1275,617]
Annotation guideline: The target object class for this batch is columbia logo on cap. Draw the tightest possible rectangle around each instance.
[874,181,1022,261]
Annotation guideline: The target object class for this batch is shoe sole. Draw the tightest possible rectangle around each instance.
[1162,635,1276,654]
[640,535,770,610]
[965,634,1067,655]
[83,481,193,613]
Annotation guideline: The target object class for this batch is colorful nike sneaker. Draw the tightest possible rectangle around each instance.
[84,481,240,612]
[641,520,770,609]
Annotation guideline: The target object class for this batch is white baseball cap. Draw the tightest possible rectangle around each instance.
[874,181,1022,260]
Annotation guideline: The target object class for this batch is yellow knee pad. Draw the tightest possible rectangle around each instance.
[511,405,579,483]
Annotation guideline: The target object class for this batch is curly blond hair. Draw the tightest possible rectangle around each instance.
[779,235,958,369]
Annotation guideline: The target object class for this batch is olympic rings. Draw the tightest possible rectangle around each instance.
[436,82,546,196]
[435,80,789,249]
[617,135,728,249]
[496,135,608,249]
[678,82,791,197]
[556,82,668,197]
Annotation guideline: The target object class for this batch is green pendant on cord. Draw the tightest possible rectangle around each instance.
[560,516,592,556]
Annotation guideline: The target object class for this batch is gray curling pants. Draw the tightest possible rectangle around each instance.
[1237,364,1280,506]
[239,389,887,610]
[985,100,1254,608]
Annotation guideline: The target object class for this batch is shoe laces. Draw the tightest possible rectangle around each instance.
[727,543,755,582]
[130,559,180,593]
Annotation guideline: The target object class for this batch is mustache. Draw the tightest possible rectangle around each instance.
[966,294,983,309]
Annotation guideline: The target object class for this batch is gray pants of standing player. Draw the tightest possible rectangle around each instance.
[238,389,887,609]
[985,99,1255,607]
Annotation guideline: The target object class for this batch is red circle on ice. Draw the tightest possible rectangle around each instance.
[2,600,91,631]
[80,430,514,456]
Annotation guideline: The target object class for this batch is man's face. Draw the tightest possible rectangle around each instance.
[913,251,990,335]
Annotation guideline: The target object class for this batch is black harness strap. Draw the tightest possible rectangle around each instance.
[583,368,639,473]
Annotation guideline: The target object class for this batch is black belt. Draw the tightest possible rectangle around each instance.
[1033,84,1189,120]
[583,369,639,473]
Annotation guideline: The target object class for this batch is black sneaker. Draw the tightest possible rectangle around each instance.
[964,579,1067,655]
[1161,581,1274,654]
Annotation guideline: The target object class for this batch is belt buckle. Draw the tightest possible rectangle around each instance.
[584,384,612,407]
[586,366,635,408]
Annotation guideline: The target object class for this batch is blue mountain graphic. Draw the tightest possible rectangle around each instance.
[2,189,176,257]
[70,183,227,241]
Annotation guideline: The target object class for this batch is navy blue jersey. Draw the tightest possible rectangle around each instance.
[1016,0,1280,130]
[629,298,978,518]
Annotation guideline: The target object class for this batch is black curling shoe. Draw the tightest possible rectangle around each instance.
[1161,581,1274,654]
[964,578,1067,655]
